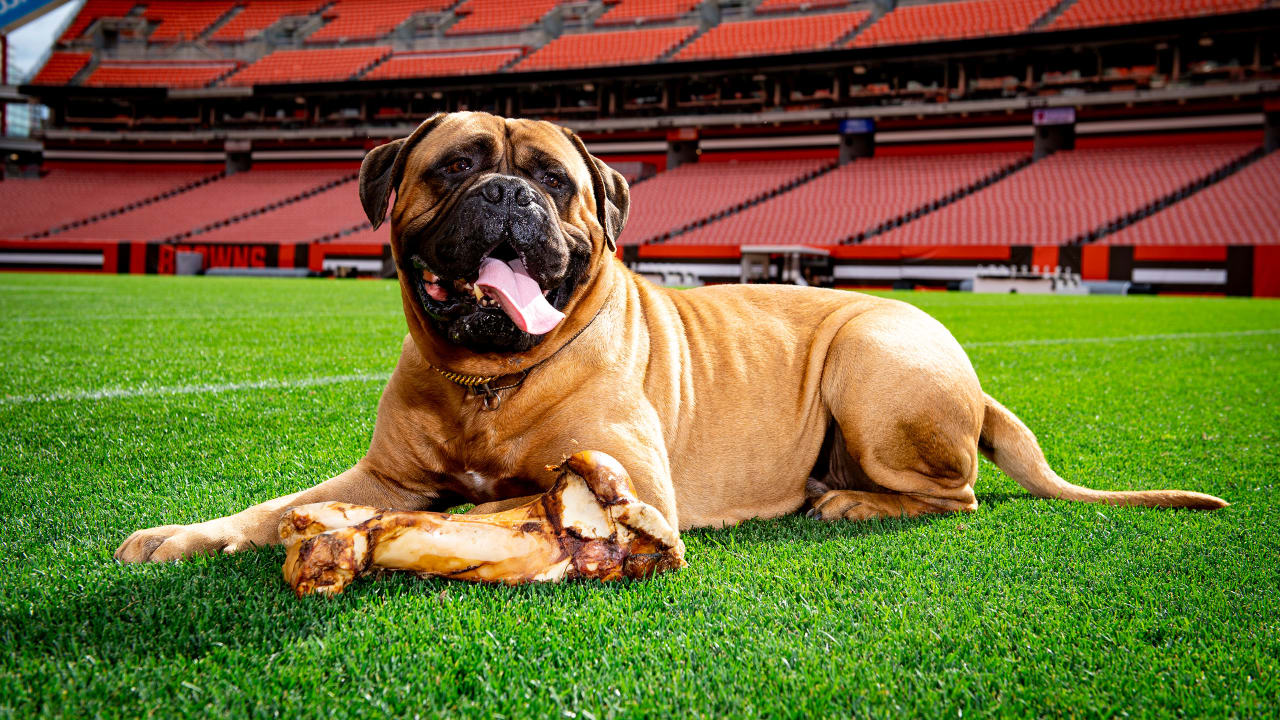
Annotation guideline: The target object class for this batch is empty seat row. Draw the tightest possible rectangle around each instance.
[31,52,92,85]
[619,159,831,245]
[673,10,868,61]
[305,0,455,44]
[1048,0,1265,31]
[864,144,1256,246]
[211,0,328,42]
[670,153,1025,247]
[364,48,525,80]
[1104,151,1279,245]
[225,46,391,85]
[594,0,702,26]
[515,25,695,71]
[851,0,1057,47]
[143,1,238,42]
[53,165,354,242]
[83,60,240,88]
[446,0,565,36]
[0,163,220,239]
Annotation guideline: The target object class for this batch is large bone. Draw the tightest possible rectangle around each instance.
[280,451,685,596]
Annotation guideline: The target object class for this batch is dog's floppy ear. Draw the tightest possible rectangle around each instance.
[561,128,630,252]
[359,113,445,230]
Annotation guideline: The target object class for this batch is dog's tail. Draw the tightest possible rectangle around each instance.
[980,394,1227,510]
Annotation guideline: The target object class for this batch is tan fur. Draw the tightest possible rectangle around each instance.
[114,112,1226,565]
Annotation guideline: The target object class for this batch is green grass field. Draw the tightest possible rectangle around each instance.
[2,274,1277,719]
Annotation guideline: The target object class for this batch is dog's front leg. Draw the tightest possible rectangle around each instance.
[114,462,423,564]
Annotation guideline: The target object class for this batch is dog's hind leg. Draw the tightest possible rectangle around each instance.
[807,305,984,523]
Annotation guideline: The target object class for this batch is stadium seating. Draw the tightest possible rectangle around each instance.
[755,0,854,13]
[225,46,391,85]
[305,0,454,44]
[594,0,701,26]
[30,52,92,85]
[446,0,565,36]
[514,26,695,71]
[190,178,366,244]
[670,153,1026,247]
[1048,0,1265,31]
[864,144,1256,246]
[1103,152,1280,245]
[60,0,140,41]
[143,1,238,42]
[83,60,240,88]
[0,163,221,239]
[210,0,327,42]
[363,49,525,80]
[850,0,1056,48]
[672,11,868,61]
[54,165,355,241]
[619,159,832,245]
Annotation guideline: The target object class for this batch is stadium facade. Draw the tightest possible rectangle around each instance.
[1,0,1277,296]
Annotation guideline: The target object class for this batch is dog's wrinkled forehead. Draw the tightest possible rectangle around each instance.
[394,113,595,214]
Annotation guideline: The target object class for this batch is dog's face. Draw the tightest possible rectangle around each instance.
[359,112,628,355]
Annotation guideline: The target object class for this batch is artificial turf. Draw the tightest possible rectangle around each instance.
[1,273,1277,719]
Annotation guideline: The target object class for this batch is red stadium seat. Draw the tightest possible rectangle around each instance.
[305,0,454,43]
[755,0,853,13]
[1049,0,1265,31]
[143,1,238,42]
[225,46,392,85]
[1103,152,1280,246]
[54,165,356,242]
[363,49,525,80]
[672,153,1026,247]
[84,60,240,89]
[191,178,368,244]
[672,11,868,61]
[31,52,92,85]
[514,26,695,71]
[0,163,221,239]
[864,144,1257,246]
[619,159,831,246]
[211,0,328,42]
[446,0,566,36]
[594,0,702,27]
[851,0,1057,48]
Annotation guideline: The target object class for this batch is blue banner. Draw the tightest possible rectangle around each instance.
[1,0,70,33]
[839,118,875,135]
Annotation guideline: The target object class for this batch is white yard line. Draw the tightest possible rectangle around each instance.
[3,328,1275,406]
[1,373,391,406]
[964,328,1280,348]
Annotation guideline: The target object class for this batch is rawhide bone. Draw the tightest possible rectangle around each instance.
[280,450,686,596]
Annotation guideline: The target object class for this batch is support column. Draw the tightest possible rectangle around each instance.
[1033,107,1076,160]
[666,128,698,169]
[1264,97,1279,154]
[225,139,252,175]
[838,118,875,164]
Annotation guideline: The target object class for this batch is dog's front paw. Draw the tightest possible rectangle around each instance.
[114,521,246,563]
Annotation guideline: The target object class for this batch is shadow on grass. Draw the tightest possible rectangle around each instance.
[2,494,1039,665]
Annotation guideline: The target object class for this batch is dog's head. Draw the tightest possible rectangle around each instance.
[359,112,628,365]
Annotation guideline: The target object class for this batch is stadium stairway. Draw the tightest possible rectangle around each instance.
[644,160,839,245]
[848,155,1035,244]
[159,172,359,243]
[1030,0,1081,29]
[29,169,227,239]
[1078,145,1269,244]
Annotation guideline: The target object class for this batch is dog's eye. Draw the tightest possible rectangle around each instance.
[541,173,565,190]
[444,158,472,174]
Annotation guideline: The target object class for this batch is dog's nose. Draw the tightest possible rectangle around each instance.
[481,177,532,207]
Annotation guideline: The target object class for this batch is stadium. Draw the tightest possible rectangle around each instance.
[1,1,1278,718]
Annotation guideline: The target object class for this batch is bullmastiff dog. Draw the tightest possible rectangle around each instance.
[115,111,1226,566]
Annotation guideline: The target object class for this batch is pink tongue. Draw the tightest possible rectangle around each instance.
[476,257,565,335]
